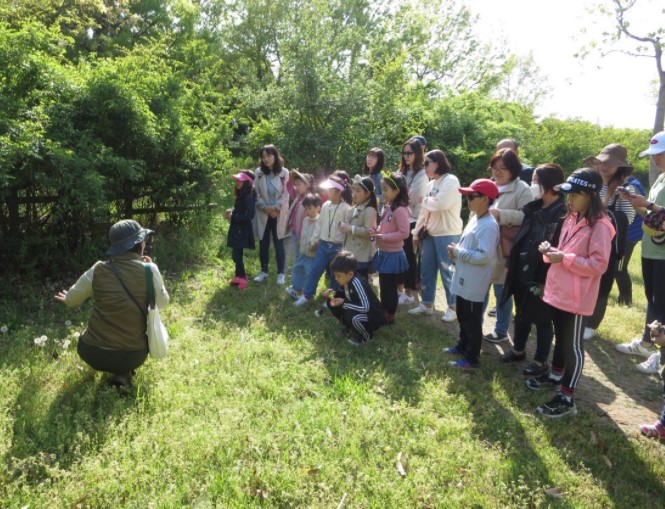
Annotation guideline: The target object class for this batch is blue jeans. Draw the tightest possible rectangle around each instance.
[483,283,513,336]
[419,234,460,307]
[304,241,342,299]
[291,254,314,292]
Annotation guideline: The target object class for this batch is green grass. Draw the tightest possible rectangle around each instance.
[1,221,664,508]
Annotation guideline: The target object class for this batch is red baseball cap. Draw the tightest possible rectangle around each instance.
[458,178,499,200]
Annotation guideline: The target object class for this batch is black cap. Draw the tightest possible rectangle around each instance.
[555,168,602,194]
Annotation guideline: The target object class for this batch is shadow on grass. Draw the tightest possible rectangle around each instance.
[4,366,149,487]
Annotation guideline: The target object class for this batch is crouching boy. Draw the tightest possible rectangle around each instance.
[324,251,385,346]
[445,179,500,369]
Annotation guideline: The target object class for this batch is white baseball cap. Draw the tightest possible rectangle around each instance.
[639,131,665,157]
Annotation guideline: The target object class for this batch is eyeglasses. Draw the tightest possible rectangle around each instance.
[402,152,414,157]
[424,160,435,166]
[466,193,483,200]
[489,166,506,173]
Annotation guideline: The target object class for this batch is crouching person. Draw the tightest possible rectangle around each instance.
[54,220,170,387]
[325,251,385,347]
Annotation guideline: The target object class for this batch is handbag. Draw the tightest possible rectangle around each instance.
[108,260,168,359]
[643,206,665,245]
[145,264,169,359]
[499,225,520,258]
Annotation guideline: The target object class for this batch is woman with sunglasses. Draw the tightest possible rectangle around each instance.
[483,148,532,344]
[410,150,463,321]
[397,138,429,307]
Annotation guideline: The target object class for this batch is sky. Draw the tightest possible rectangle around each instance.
[471,0,662,129]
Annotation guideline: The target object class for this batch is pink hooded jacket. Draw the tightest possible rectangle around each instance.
[543,213,615,316]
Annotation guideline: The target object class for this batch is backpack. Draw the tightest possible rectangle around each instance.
[607,196,628,259]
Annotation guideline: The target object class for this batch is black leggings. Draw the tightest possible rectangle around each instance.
[379,272,400,315]
[641,257,665,342]
[232,248,246,278]
[615,240,637,304]
[259,216,285,274]
[399,223,418,291]
[550,307,585,393]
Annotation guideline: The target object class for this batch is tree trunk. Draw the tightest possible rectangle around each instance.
[649,76,665,185]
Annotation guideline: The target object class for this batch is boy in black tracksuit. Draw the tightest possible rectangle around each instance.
[325,251,385,346]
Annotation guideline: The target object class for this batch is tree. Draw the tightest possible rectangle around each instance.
[581,0,664,183]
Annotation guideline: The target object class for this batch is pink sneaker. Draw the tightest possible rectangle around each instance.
[236,277,248,290]
[230,275,241,286]
[639,422,665,440]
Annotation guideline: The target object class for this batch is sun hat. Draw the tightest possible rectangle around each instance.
[232,171,254,183]
[106,219,153,256]
[583,144,632,168]
[458,178,499,200]
[289,168,314,186]
[639,131,665,157]
[555,168,602,194]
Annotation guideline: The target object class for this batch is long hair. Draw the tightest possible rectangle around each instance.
[602,166,634,206]
[364,148,385,176]
[399,139,424,176]
[355,177,379,211]
[383,172,409,211]
[259,144,284,175]
[565,168,605,227]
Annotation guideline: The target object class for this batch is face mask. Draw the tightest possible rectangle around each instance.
[530,183,543,200]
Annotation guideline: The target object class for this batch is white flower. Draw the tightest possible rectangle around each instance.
[34,336,47,347]
[0,325,7,333]
[73,332,80,338]
[65,320,72,326]
[61,339,71,349]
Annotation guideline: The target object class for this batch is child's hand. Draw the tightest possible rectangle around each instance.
[338,222,352,234]
[309,241,319,251]
[367,227,377,237]
[544,248,564,264]
[329,297,344,307]
[225,208,233,220]
[538,241,551,254]
[322,289,335,299]
[54,290,68,303]
[448,242,457,260]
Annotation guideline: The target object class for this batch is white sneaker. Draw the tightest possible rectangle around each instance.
[294,295,311,307]
[616,338,658,358]
[285,286,299,299]
[637,352,661,374]
[398,293,415,305]
[408,304,433,315]
[583,327,596,341]
[253,272,269,282]
[276,273,285,285]
[441,308,457,322]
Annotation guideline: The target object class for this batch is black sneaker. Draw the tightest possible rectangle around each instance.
[348,335,373,347]
[483,332,509,343]
[537,393,577,418]
[525,373,561,391]
[500,350,526,363]
[523,361,549,377]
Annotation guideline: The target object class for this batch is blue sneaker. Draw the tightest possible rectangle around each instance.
[443,346,464,355]
[448,358,479,369]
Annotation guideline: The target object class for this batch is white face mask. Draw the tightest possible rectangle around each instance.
[530,182,543,200]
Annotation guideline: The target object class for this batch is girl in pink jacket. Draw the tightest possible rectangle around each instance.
[531,169,615,418]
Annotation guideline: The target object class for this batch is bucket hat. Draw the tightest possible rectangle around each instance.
[106,219,153,256]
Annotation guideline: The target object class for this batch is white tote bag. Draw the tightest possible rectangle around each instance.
[147,304,169,359]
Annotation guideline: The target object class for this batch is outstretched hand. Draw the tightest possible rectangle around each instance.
[54,290,68,303]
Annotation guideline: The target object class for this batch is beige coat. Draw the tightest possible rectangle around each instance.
[491,177,533,283]
[343,203,378,263]
[253,167,290,240]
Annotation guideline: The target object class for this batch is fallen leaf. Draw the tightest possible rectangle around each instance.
[545,487,566,499]
[299,466,321,476]
[396,452,406,478]
[602,455,612,468]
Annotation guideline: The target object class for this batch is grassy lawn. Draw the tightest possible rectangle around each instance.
[1,216,664,508]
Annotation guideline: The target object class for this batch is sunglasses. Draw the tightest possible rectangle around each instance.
[402,151,414,157]
[466,193,484,200]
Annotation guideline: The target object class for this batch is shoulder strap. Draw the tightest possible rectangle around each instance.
[108,260,147,319]
[145,263,155,308]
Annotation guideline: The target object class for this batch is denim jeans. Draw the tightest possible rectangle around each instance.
[483,283,513,336]
[419,234,460,307]
[291,254,314,292]
[304,240,342,299]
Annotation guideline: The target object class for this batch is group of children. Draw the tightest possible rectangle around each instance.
[225,142,665,422]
